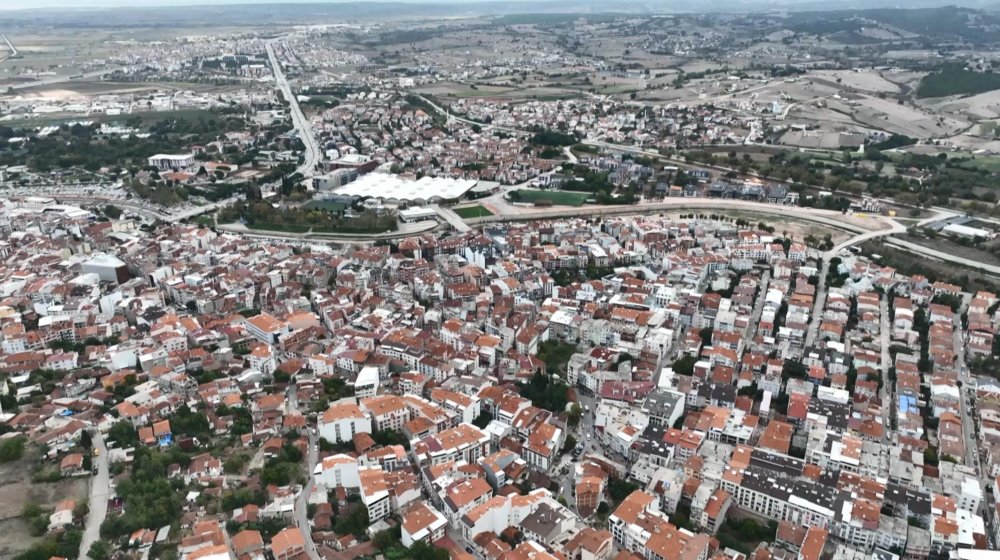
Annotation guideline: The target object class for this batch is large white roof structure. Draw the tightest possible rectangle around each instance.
[333,173,478,204]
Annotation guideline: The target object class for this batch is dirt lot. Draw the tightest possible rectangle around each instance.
[0,451,90,559]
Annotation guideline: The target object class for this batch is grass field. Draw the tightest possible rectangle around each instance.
[957,156,1000,173]
[513,189,589,207]
[453,205,494,218]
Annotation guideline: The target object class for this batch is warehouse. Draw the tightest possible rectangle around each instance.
[943,223,993,240]
[333,173,478,204]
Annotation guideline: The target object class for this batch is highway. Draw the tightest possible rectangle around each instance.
[79,431,110,560]
[266,41,321,179]
[7,67,128,91]
[0,33,17,62]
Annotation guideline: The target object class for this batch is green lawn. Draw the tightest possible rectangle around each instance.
[512,189,589,207]
[453,205,494,218]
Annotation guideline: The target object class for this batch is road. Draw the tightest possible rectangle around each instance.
[266,41,321,179]
[886,236,1000,277]
[803,257,829,350]
[289,378,321,560]
[0,33,17,62]
[431,204,472,233]
[79,430,110,560]
[563,146,578,164]
[747,271,771,341]
[7,67,128,91]
[878,294,894,443]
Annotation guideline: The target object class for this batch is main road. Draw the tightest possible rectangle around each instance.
[79,430,110,560]
[266,40,321,179]
[6,67,129,91]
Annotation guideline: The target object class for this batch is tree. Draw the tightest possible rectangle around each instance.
[699,327,713,347]
[0,436,26,462]
[561,435,578,454]
[567,403,583,428]
[924,446,939,467]
[472,411,493,429]
[608,479,639,503]
[373,525,401,551]
[333,503,370,538]
[518,372,568,413]
[89,540,111,560]
[672,355,697,376]
[106,421,139,447]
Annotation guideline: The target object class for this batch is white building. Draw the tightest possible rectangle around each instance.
[319,401,372,444]
[353,367,380,399]
[148,153,195,171]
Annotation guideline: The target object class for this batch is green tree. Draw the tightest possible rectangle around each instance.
[567,403,583,428]
[89,540,112,560]
[0,436,26,462]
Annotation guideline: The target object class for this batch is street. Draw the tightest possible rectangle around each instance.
[879,294,894,444]
[288,378,322,560]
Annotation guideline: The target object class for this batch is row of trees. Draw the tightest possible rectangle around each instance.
[218,200,398,234]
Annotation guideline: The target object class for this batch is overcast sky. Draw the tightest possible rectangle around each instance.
[3,0,535,8]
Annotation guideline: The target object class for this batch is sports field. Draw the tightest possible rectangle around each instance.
[512,189,589,207]
[453,205,494,218]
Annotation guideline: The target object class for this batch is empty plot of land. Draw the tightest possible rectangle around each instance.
[813,70,901,94]
[0,455,89,558]
[833,95,968,138]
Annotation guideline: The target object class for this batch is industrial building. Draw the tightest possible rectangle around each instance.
[943,223,993,240]
[313,168,358,191]
[333,173,478,204]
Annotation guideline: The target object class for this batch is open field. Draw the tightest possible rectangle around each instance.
[453,204,494,218]
[0,450,89,559]
[512,189,590,207]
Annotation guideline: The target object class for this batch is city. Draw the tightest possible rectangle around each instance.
[3,3,1000,560]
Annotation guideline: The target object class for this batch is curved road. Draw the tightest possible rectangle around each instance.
[79,430,109,560]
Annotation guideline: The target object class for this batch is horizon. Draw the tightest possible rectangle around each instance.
[4,0,540,9]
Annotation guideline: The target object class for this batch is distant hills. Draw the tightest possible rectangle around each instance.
[5,1,1000,30]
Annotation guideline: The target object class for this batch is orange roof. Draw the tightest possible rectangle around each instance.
[270,527,305,556]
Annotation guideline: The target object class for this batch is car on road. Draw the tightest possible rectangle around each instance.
[92,447,100,457]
